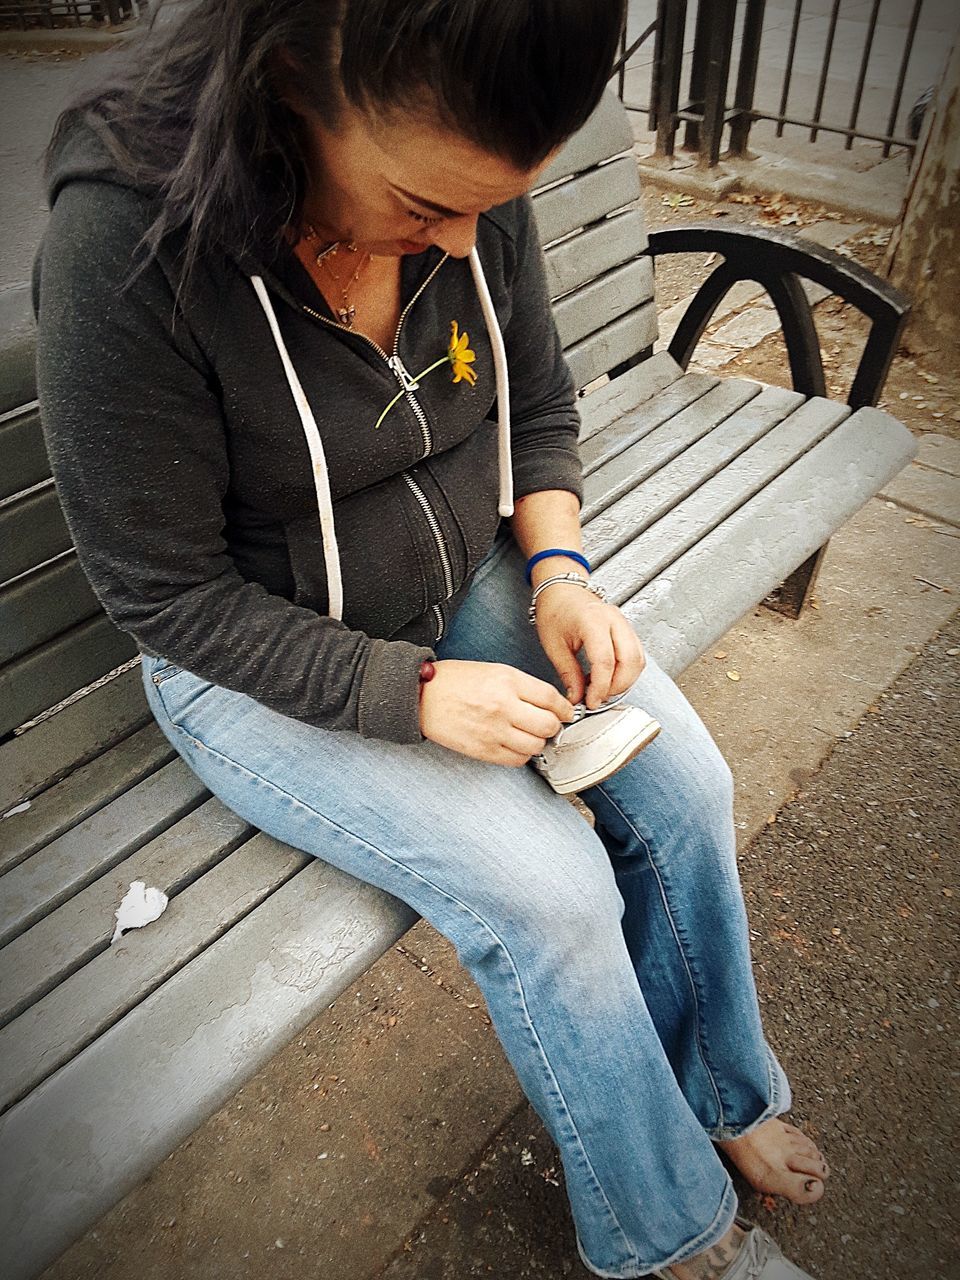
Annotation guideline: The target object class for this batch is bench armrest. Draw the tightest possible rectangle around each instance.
[647,223,911,409]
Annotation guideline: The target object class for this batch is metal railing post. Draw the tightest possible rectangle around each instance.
[728,0,767,157]
[683,0,713,153]
[698,0,738,166]
[653,0,687,158]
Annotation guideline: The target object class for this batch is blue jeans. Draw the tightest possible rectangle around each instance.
[140,522,791,1278]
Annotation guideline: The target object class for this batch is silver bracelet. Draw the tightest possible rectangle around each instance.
[528,572,608,625]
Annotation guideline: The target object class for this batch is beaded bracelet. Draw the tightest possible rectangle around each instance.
[524,547,591,587]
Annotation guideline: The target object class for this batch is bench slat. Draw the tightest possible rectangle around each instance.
[584,384,806,568]
[0,286,36,416]
[0,402,49,501]
[532,154,641,247]
[0,481,71,584]
[593,395,849,602]
[577,351,685,442]
[580,369,720,478]
[564,300,658,391]
[0,613,138,740]
[534,89,634,188]
[0,849,418,1280]
[0,817,282,1115]
[544,208,648,302]
[583,378,765,517]
[0,795,251,1031]
[0,758,209,948]
[0,721,175,875]
[614,406,918,678]
[586,385,814,581]
[554,257,654,352]
[0,552,100,666]
[0,665,151,812]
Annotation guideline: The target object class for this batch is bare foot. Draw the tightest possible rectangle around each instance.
[717,1117,829,1204]
[667,1222,747,1279]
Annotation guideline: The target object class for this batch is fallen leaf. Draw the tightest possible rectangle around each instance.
[661,192,694,209]
[726,670,741,681]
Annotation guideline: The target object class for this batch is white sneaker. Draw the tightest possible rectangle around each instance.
[531,691,661,794]
[650,1216,817,1279]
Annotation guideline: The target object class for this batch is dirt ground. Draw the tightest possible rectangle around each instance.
[640,187,960,445]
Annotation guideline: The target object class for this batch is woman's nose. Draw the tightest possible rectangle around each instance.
[429,214,480,258]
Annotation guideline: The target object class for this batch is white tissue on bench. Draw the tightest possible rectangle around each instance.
[111,880,169,945]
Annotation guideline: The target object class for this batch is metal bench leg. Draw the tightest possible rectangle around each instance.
[762,540,829,619]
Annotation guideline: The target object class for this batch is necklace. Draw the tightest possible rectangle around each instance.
[303,224,372,329]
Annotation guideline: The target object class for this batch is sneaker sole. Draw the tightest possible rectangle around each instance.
[548,719,662,794]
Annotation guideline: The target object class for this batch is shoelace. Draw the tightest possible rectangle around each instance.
[550,687,632,749]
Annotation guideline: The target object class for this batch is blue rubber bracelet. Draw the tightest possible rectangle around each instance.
[525,548,591,586]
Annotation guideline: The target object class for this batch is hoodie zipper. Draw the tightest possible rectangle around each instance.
[296,251,453,641]
[298,251,447,455]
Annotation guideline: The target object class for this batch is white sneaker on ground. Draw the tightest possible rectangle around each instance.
[530,690,661,795]
[651,1216,817,1279]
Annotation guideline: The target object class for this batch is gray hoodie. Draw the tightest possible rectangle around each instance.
[32,116,584,743]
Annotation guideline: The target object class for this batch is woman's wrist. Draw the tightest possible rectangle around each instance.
[526,549,591,589]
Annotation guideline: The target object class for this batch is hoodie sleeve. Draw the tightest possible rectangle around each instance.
[34,180,435,744]
[499,194,584,507]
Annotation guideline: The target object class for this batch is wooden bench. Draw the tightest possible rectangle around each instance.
[0,88,916,1279]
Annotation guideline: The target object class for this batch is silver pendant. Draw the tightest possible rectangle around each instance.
[337,304,356,326]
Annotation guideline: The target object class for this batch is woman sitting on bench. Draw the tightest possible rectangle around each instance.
[36,2,829,1276]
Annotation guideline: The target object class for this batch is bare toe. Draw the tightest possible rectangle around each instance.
[794,1176,826,1205]
[788,1151,830,1180]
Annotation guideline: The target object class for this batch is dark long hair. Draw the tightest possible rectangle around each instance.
[46,0,627,294]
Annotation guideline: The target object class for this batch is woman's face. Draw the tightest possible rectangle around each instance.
[297,95,563,259]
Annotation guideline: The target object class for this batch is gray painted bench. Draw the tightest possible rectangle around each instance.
[0,88,916,1278]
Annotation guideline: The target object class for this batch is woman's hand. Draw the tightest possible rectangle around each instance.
[419,659,577,766]
[533,583,646,709]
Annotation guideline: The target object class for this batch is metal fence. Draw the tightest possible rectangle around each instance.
[0,0,140,27]
[613,0,938,166]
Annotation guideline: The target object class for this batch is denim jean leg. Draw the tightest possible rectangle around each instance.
[140,627,736,1272]
[441,524,792,1141]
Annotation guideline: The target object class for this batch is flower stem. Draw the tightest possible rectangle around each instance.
[374,356,450,429]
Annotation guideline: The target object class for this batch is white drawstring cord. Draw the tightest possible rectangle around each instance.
[250,274,344,621]
[250,248,511,626]
[468,247,514,517]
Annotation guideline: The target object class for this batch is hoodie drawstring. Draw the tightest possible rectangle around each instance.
[467,247,514,519]
[250,274,345,621]
[249,247,513,622]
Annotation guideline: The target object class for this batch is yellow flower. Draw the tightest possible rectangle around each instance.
[373,319,477,429]
[448,320,477,386]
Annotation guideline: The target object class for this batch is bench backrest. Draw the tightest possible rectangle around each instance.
[0,89,653,741]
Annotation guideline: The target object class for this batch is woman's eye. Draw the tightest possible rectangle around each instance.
[407,208,442,225]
